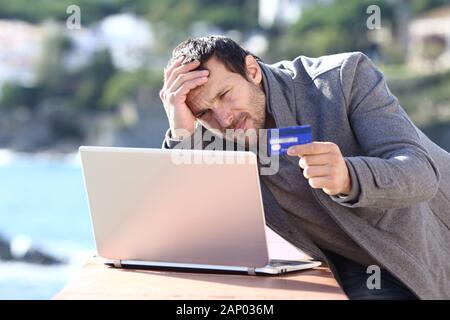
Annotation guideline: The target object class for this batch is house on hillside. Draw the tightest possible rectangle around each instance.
[0,20,45,91]
[408,5,450,72]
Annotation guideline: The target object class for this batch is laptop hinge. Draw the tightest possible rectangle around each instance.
[247,267,256,275]
[112,260,122,268]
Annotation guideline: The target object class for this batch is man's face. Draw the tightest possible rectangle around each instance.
[186,55,266,145]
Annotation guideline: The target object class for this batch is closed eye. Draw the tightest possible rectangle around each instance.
[220,90,230,99]
[196,109,209,118]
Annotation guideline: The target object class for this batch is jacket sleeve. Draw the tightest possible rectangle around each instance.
[161,128,182,149]
[161,123,210,150]
[333,52,440,209]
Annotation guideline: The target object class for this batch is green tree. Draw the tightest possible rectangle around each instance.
[269,0,395,59]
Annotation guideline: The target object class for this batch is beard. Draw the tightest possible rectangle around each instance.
[224,81,266,149]
[198,81,267,150]
[247,81,267,130]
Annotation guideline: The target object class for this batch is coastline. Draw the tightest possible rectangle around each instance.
[0,148,81,167]
[0,154,95,299]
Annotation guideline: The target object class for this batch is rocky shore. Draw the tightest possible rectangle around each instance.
[0,234,64,265]
[0,102,169,154]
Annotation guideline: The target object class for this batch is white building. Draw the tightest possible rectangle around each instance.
[98,14,154,71]
[0,20,45,90]
[66,13,154,71]
[408,5,450,72]
[259,0,305,29]
[0,14,155,96]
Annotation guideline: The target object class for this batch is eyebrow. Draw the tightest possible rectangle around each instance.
[194,86,229,116]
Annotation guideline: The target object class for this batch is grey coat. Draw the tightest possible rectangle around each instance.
[163,52,450,299]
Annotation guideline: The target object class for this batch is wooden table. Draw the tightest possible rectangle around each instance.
[54,228,347,300]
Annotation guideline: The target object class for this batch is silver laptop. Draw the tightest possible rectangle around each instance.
[79,146,321,275]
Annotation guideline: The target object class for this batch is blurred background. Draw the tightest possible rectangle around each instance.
[0,0,449,299]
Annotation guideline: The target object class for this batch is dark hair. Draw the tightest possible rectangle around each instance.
[169,35,261,80]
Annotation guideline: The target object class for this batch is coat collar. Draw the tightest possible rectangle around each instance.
[259,61,299,129]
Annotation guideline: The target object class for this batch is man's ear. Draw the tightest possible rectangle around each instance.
[245,55,262,85]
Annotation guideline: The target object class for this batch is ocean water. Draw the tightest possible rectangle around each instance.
[0,150,96,299]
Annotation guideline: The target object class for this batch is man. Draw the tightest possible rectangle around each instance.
[160,35,450,299]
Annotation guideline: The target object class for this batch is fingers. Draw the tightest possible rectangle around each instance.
[168,69,209,93]
[309,176,344,195]
[287,142,338,157]
[160,58,209,107]
[164,56,184,82]
[302,164,331,179]
[293,142,351,195]
[165,59,201,90]
[308,176,335,190]
[169,76,209,103]
[160,57,185,100]
[298,154,330,169]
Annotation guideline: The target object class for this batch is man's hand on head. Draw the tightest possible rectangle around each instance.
[159,56,209,139]
[287,142,352,196]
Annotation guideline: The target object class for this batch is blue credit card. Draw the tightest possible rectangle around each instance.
[268,125,312,156]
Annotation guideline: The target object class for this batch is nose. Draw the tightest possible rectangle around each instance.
[214,107,234,128]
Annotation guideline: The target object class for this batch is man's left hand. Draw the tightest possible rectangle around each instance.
[287,142,352,196]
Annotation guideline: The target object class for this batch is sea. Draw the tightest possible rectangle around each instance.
[0,149,96,299]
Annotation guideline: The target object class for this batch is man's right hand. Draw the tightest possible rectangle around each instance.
[159,57,209,139]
